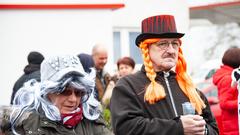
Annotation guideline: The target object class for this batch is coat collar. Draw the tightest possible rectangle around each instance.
[140,65,176,77]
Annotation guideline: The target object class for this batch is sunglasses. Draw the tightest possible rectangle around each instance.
[58,86,86,97]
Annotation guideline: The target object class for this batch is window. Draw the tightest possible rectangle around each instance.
[113,29,142,65]
[113,31,121,63]
[129,32,142,64]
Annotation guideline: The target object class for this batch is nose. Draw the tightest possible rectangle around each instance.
[68,91,78,102]
[166,43,176,53]
[102,59,107,64]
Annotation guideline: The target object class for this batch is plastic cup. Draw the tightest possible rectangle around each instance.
[182,102,195,115]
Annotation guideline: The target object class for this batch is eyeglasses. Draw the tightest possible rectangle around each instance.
[154,39,181,50]
[58,87,86,97]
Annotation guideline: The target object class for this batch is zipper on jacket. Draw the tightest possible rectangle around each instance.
[72,129,77,135]
[164,72,178,117]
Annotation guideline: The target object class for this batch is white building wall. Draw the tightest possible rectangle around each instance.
[113,0,189,33]
[0,9,114,105]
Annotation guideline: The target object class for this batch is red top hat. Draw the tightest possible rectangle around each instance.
[135,15,184,46]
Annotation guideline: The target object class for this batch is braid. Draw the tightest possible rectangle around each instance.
[140,42,155,81]
[139,39,166,104]
[139,39,206,113]
[176,48,206,114]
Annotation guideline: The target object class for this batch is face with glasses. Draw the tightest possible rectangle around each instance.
[48,85,85,114]
[148,38,181,72]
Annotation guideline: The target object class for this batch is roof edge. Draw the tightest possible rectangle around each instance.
[190,1,240,10]
[0,3,125,10]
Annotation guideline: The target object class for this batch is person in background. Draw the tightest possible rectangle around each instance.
[1,55,112,135]
[117,56,136,78]
[77,53,95,73]
[10,51,44,104]
[213,47,240,135]
[101,56,136,130]
[110,15,219,135]
[92,44,111,101]
[102,56,136,106]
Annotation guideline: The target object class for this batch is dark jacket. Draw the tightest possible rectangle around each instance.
[95,70,111,101]
[2,110,112,135]
[77,53,95,73]
[11,64,41,104]
[213,65,238,135]
[110,66,219,135]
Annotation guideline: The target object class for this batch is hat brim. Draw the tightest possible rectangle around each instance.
[135,33,184,47]
[50,67,85,82]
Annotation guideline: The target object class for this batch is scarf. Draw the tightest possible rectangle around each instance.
[61,106,83,128]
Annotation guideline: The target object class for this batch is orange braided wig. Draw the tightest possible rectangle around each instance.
[139,38,206,114]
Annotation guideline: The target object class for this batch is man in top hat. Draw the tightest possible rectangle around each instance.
[110,15,219,135]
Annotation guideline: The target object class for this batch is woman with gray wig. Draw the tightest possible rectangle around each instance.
[1,55,112,135]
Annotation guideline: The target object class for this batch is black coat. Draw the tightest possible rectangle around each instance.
[110,67,219,135]
[10,64,41,104]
